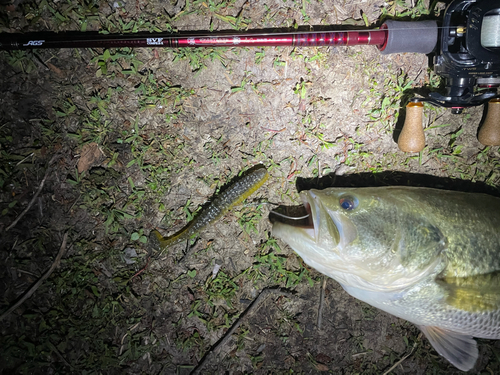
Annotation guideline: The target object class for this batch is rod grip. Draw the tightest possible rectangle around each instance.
[379,20,438,55]
[478,99,500,146]
[398,102,425,152]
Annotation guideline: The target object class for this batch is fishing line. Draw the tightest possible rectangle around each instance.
[269,210,310,220]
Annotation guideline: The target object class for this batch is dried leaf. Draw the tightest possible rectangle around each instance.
[47,62,64,78]
[314,363,329,371]
[77,142,103,173]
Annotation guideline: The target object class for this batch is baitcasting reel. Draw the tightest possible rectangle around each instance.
[398,0,500,152]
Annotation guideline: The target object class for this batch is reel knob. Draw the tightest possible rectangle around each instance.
[398,101,425,152]
[478,99,500,146]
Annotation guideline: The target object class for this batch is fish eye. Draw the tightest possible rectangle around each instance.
[339,196,358,211]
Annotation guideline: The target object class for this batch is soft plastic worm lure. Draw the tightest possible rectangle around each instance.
[151,166,269,249]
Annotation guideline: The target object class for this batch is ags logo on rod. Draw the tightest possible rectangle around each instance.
[23,40,45,46]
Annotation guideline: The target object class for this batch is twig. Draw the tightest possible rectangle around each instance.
[0,232,69,321]
[67,193,81,213]
[48,340,73,369]
[129,256,151,282]
[119,332,129,356]
[190,287,294,375]
[317,276,327,330]
[6,154,57,232]
[16,152,34,166]
[382,338,419,375]
[176,239,195,264]
[352,351,371,358]
[260,126,286,133]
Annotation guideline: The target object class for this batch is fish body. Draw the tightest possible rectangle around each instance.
[271,186,500,371]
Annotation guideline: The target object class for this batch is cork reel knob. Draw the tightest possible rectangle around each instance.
[398,101,425,152]
[478,99,500,146]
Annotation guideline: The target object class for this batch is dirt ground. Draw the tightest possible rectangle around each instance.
[1,0,500,373]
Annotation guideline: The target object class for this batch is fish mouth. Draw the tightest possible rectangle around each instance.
[269,201,314,229]
[269,191,327,241]
[270,190,344,246]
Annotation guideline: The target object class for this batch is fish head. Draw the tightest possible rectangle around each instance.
[271,187,447,291]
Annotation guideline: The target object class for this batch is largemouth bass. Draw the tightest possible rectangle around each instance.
[271,186,500,371]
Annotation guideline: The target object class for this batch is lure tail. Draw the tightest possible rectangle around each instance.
[149,229,180,249]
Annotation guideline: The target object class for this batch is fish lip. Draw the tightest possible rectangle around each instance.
[302,190,319,240]
[268,198,314,229]
[269,190,343,244]
[304,190,345,246]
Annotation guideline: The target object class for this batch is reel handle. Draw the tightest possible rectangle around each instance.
[478,99,500,146]
[398,102,425,152]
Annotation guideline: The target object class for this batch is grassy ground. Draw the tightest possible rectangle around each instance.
[1,0,500,373]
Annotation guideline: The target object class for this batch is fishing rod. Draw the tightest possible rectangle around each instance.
[1,0,499,152]
[0,21,421,51]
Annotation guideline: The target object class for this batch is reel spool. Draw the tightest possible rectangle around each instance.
[481,14,500,48]
[398,0,500,152]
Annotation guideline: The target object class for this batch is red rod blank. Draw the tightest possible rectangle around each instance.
[0,29,387,50]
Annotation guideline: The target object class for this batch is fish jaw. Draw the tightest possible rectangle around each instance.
[270,191,345,283]
[303,189,358,249]
[271,221,345,281]
[271,189,367,285]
